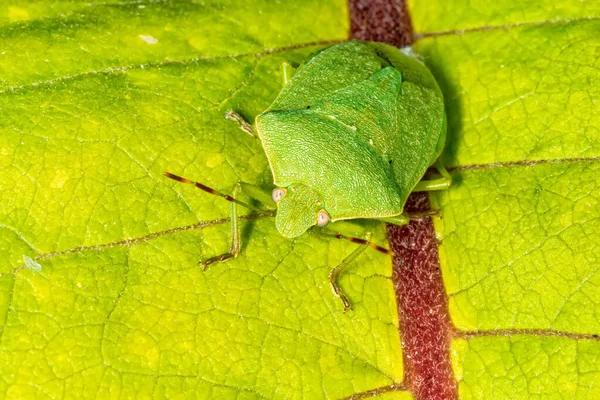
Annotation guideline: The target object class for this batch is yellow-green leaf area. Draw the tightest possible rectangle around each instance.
[451,336,600,399]
[413,0,600,394]
[0,219,402,399]
[432,161,600,333]
[0,1,406,398]
[0,0,348,89]
[414,20,600,168]
[1,1,125,23]
[1,49,316,252]
[409,0,600,33]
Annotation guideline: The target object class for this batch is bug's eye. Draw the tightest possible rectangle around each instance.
[317,209,330,227]
[271,188,286,203]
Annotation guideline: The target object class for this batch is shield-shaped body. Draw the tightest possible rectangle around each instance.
[255,41,446,238]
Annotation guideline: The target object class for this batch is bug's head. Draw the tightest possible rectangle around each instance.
[271,183,329,238]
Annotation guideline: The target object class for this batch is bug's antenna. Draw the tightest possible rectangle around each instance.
[310,229,394,256]
[334,234,394,256]
[163,172,258,210]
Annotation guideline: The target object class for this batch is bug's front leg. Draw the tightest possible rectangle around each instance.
[201,183,242,269]
[163,172,273,268]
[201,182,275,269]
[313,230,392,312]
[329,236,372,312]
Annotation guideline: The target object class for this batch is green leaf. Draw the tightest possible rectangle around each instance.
[433,161,599,333]
[452,336,600,399]
[418,20,600,168]
[411,0,600,398]
[409,0,600,33]
[0,1,410,399]
[1,0,349,89]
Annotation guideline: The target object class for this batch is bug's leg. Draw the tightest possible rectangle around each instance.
[325,209,440,310]
[379,210,439,226]
[379,214,410,226]
[225,111,256,138]
[163,172,270,269]
[311,230,393,311]
[202,183,243,269]
[281,61,296,85]
[329,235,372,312]
[412,161,452,192]
[202,182,276,267]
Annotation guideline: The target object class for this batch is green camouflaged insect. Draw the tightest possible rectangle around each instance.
[165,41,450,311]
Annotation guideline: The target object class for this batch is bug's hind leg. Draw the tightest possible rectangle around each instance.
[413,161,452,192]
[225,111,256,138]
[163,172,269,269]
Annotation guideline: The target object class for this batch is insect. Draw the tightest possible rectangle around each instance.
[164,41,450,311]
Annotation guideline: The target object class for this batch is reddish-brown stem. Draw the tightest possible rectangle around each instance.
[388,194,458,400]
[348,0,414,47]
[349,1,458,399]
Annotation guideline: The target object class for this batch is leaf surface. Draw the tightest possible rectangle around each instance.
[0,1,410,399]
[410,0,600,398]
[409,0,600,33]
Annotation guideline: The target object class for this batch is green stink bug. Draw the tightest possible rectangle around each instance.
[164,41,450,311]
